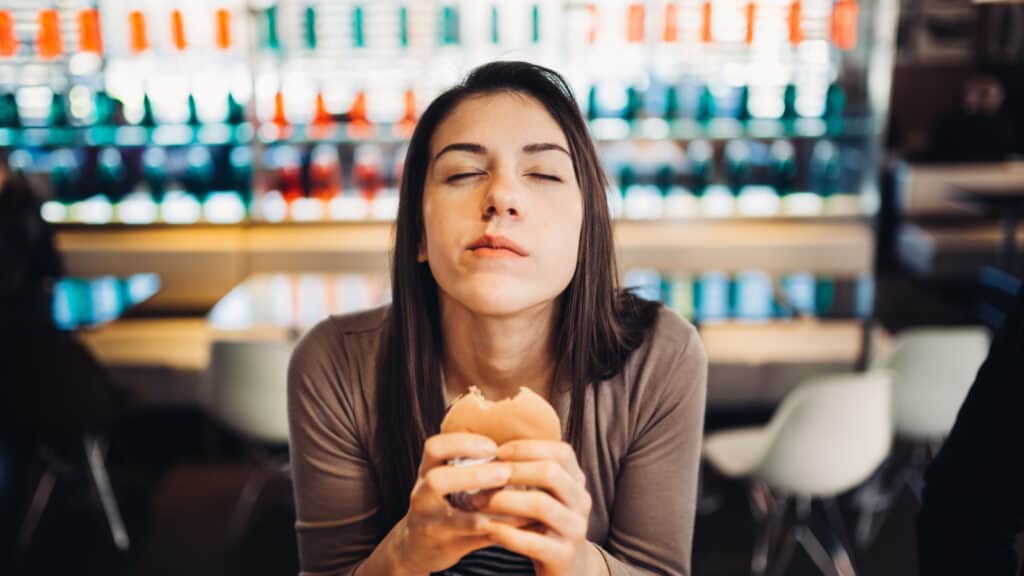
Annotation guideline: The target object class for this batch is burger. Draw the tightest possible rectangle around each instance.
[440,386,562,511]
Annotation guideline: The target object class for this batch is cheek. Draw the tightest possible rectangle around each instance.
[539,198,583,282]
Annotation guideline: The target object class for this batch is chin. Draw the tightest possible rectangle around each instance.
[446,277,557,318]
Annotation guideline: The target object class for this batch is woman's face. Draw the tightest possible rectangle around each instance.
[419,91,584,317]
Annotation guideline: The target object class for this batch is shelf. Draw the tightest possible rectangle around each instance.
[56,218,874,311]
[1,116,877,148]
[0,123,255,148]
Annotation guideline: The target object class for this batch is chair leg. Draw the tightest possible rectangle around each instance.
[84,435,130,552]
[750,487,789,576]
[795,525,845,576]
[823,499,858,576]
[225,467,271,548]
[853,459,892,549]
[766,525,798,576]
[17,465,58,551]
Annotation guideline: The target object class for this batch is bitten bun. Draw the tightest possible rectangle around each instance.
[440,386,561,445]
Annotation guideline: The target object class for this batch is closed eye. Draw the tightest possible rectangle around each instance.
[529,173,562,182]
[446,172,485,183]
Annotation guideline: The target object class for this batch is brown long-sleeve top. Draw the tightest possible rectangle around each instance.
[287,304,708,576]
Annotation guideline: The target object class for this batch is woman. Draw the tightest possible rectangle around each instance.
[288,61,707,576]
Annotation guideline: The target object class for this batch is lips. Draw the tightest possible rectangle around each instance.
[466,233,529,256]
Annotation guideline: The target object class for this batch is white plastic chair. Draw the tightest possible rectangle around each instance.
[207,340,293,445]
[877,327,990,442]
[854,326,990,547]
[704,370,893,576]
[205,339,294,550]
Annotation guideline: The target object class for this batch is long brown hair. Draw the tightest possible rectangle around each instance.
[374,61,659,534]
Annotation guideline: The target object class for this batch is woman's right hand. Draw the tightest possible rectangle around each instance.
[387,432,514,575]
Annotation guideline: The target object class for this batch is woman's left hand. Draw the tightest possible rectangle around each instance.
[472,440,607,576]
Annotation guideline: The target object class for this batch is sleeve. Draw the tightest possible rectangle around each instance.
[602,318,709,576]
[918,286,1024,575]
[287,322,381,576]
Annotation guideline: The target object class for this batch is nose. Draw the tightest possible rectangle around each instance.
[481,170,522,220]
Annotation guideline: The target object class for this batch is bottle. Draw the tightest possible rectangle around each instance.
[782,272,816,316]
[695,271,730,322]
[353,144,389,220]
[665,273,696,321]
[660,164,699,219]
[205,146,248,224]
[41,149,79,224]
[734,270,774,321]
[624,269,663,304]
[119,148,161,226]
[622,165,664,220]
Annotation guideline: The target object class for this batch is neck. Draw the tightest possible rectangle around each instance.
[440,295,558,403]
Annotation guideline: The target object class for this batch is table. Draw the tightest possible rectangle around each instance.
[52,273,160,330]
[207,272,391,341]
[951,184,1024,274]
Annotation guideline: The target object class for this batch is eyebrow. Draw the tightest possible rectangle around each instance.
[432,142,571,162]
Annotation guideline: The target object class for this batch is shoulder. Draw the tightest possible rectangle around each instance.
[619,305,707,420]
[287,304,390,424]
[291,304,390,369]
[639,305,707,378]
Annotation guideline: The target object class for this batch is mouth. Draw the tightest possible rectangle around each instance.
[466,234,529,257]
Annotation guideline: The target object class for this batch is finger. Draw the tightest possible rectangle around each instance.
[473,489,587,542]
[483,521,575,567]
[503,460,592,514]
[497,440,585,485]
[443,509,500,535]
[423,462,511,497]
[420,433,497,475]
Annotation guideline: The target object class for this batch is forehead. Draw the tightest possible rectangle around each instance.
[429,91,570,157]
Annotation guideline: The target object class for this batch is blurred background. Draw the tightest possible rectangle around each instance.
[0,0,1021,574]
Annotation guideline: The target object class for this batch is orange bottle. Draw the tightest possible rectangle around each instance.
[0,11,17,57]
[129,10,148,54]
[37,9,64,59]
[831,0,858,51]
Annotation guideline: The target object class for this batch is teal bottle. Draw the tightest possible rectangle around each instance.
[399,5,409,48]
[93,91,116,126]
[48,91,69,127]
[304,3,317,50]
[688,140,712,197]
[824,83,846,130]
[264,5,280,51]
[531,4,541,44]
[617,165,635,200]
[440,4,460,45]
[655,165,674,196]
[142,147,168,203]
[724,140,751,195]
[735,85,750,122]
[663,85,679,121]
[98,147,127,203]
[184,146,214,201]
[810,140,841,197]
[696,85,715,124]
[624,85,642,121]
[352,4,365,48]
[586,85,599,121]
[187,93,200,126]
[0,92,21,128]
[229,146,253,206]
[770,140,797,196]
[490,5,500,44]
[814,276,836,317]
[226,92,245,125]
[782,84,798,121]
[50,148,80,204]
[140,93,156,127]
